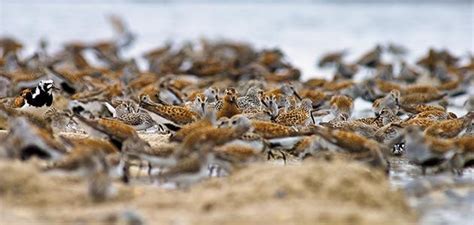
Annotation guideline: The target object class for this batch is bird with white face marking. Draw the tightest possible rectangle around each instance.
[14,79,58,117]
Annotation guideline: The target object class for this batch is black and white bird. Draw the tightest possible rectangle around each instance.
[14,79,57,117]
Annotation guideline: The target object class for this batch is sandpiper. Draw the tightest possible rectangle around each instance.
[317,50,346,68]
[329,94,353,120]
[217,88,241,119]
[237,86,264,113]
[449,136,474,175]
[251,120,299,139]
[139,94,199,131]
[170,106,216,143]
[372,90,400,116]
[312,126,389,171]
[275,98,313,127]
[178,115,252,155]
[403,126,456,174]
[356,45,383,68]
[424,111,473,138]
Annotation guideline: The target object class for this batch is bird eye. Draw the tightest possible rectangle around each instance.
[232,120,237,125]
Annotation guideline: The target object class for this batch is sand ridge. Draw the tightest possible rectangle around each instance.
[0,157,416,225]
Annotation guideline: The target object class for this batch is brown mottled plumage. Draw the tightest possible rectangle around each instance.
[217,90,241,119]
[313,126,389,171]
[400,104,446,114]
[251,120,298,139]
[402,85,442,95]
[170,109,216,143]
[12,89,31,108]
[322,120,378,138]
[73,114,141,149]
[314,127,378,153]
[275,99,313,126]
[140,94,198,125]
[322,80,354,92]
[400,92,447,105]
[399,118,438,130]
[412,110,453,120]
[179,115,251,155]
[424,112,473,138]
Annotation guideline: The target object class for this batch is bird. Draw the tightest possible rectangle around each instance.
[156,148,213,188]
[13,79,58,117]
[251,120,299,139]
[259,94,279,120]
[424,111,473,138]
[317,50,346,68]
[312,126,389,171]
[334,62,359,80]
[118,111,164,132]
[399,103,446,115]
[157,78,185,105]
[72,113,149,152]
[321,119,378,138]
[43,107,76,133]
[399,92,447,105]
[329,94,353,120]
[372,90,400,116]
[139,94,199,131]
[170,105,217,143]
[178,115,252,156]
[217,88,241,119]
[85,153,116,202]
[0,117,66,160]
[403,126,456,175]
[186,93,208,117]
[411,110,455,121]
[114,101,166,132]
[449,136,474,175]
[275,98,313,127]
[45,136,120,173]
[397,61,420,83]
[236,86,264,113]
[356,45,383,68]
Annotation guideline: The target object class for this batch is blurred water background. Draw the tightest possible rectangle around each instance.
[1,0,472,79]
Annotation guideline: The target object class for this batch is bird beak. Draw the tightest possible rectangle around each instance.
[374,112,381,121]
[261,99,268,108]
[293,90,302,101]
[52,85,61,91]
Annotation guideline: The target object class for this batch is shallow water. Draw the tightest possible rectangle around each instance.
[389,157,474,225]
[1,1,473,224]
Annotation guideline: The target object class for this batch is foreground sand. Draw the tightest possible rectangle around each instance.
[0,154,416,225]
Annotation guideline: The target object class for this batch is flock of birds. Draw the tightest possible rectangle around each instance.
[0,17,473,202]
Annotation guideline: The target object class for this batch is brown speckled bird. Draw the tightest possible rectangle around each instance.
[217,89,241,119]
[139,94,199,131]
[275,98,313,126]
[329,95,353,120]
[424,111,473,138]
[251,120,299,139]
